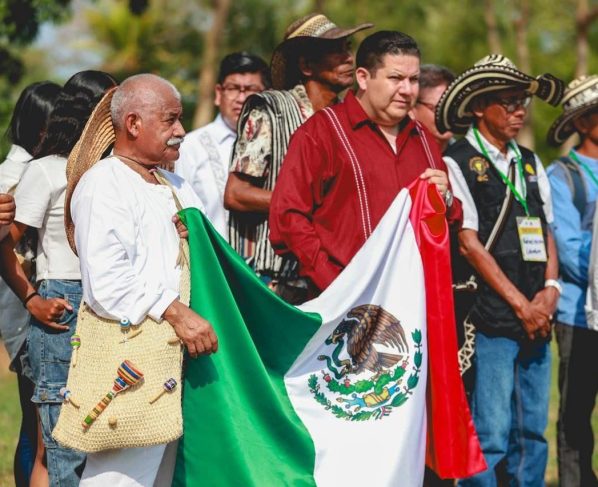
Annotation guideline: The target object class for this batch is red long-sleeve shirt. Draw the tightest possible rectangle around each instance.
[269,90,463,292]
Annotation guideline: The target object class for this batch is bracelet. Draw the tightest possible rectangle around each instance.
[544,279,562,295]
[22,291,40,308]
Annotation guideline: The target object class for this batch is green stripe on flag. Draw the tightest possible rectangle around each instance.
[173,208,321,486]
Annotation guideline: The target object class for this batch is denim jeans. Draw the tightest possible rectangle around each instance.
[555,323,598,487]
[458,332,551,487]
[26,279,86,487]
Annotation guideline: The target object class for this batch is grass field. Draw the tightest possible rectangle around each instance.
[0,341,595,486]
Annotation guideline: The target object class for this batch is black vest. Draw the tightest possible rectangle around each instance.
[446,137,547,340]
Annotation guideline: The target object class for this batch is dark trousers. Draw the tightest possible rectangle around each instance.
[13,345,37,487]
[556,323,598,487]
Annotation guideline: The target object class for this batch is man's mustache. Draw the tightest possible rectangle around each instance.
[166,137,184,146]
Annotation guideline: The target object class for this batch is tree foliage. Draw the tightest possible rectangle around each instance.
[0,0,597,161]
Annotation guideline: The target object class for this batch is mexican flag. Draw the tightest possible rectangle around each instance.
[173,179,485,486]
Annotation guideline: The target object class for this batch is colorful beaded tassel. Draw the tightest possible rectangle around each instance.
[82,360,143,429]
[70,334,81,367]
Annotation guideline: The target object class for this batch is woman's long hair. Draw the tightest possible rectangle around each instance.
[34,70,117,158]
[6,81,61,155]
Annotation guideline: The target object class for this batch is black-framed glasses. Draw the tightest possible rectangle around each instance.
[490,95,532,113]
[221,84,262,99]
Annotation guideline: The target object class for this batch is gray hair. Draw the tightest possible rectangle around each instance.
[111,73,180,130]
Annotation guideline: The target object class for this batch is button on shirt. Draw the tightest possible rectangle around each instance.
[175,114,236,238]
[71,157,205,325]
[444,127,553,231]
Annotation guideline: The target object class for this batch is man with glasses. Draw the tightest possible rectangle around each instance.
[223,14,372,304]
[411,64,455,153]
[176,52,269,238]
[436,55,564,486]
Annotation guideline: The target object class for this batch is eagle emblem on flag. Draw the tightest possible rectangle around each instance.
[308,304,423,421]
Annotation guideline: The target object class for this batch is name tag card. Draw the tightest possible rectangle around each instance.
[516,217,547,262]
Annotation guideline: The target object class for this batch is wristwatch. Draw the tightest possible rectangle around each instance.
[544,279,562,295]
[444,189,454,208]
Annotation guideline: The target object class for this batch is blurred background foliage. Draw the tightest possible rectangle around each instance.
[0,0,597,163]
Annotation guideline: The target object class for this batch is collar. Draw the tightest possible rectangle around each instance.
[465,126,519,163]
[6,144,33,164]
[572,148,598,166]
[210,114,237,144]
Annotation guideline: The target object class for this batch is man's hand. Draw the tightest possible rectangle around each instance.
[26,295,73,331]
[163,300,218,358]
[0,193,16,227]
[515,299,551,341]
[172,214,188,239]
[419,168,448,198]
[529,287,559,339]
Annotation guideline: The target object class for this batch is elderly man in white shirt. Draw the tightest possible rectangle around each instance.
[175,52,269,238]
[67,73,218,486]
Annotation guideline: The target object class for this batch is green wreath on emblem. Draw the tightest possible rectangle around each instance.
[308,328,422,422]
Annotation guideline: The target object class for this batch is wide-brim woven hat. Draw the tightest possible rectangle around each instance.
[271,13,373,90]
[64,87,117,255]
[435,54,564,135]
[547,75,598,146]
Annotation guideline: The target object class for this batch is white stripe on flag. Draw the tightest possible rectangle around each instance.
[286,188,428,487]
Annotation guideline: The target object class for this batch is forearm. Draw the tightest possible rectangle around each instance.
[224,173,271,212]
[544,230,558,280]
[0,225,35,302]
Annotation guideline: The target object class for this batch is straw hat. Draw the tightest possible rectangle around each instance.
[547,75,598,146]
[64,87,117,254]
[435,54,564,135]
[270,13,373,90]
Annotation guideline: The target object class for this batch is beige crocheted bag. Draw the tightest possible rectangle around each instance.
[52,242,190,453]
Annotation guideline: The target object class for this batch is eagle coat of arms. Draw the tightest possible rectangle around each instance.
[308,304,423,421]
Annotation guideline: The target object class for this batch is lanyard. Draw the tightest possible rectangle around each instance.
[473,127,529,216]
[569,150,598,188]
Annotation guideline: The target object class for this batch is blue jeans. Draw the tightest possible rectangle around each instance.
[458,332,551,487]
[26,279,86,487]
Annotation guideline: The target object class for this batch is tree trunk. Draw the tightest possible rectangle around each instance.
[192,0,232,129]
[513,0,534,150]
[484,0,502,53]
[313,0,325,12]
[575,0,598,77]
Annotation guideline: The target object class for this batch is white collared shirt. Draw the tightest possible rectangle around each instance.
[444,127,553,231]
[14,154,81,280]
[71,157,205,325]
[0,145,32,191]
[175,114,236,239]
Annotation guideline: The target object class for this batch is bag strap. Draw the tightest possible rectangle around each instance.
[454,163,515,292]
[557,156,588,215]
[153,170,189,268]
[485,162,516,252]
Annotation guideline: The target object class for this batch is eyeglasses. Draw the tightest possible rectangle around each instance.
[490,95,532,113]
[221,84,263,99]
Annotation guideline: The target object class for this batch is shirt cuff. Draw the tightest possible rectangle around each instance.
[148,289,179,323]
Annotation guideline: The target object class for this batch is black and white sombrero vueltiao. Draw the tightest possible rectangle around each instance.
[435,54,564,135]
[547,75,598,146]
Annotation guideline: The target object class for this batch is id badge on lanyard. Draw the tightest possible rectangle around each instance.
[516,216,547,262]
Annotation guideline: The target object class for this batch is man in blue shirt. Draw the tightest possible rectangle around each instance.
[546,74,598,487]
